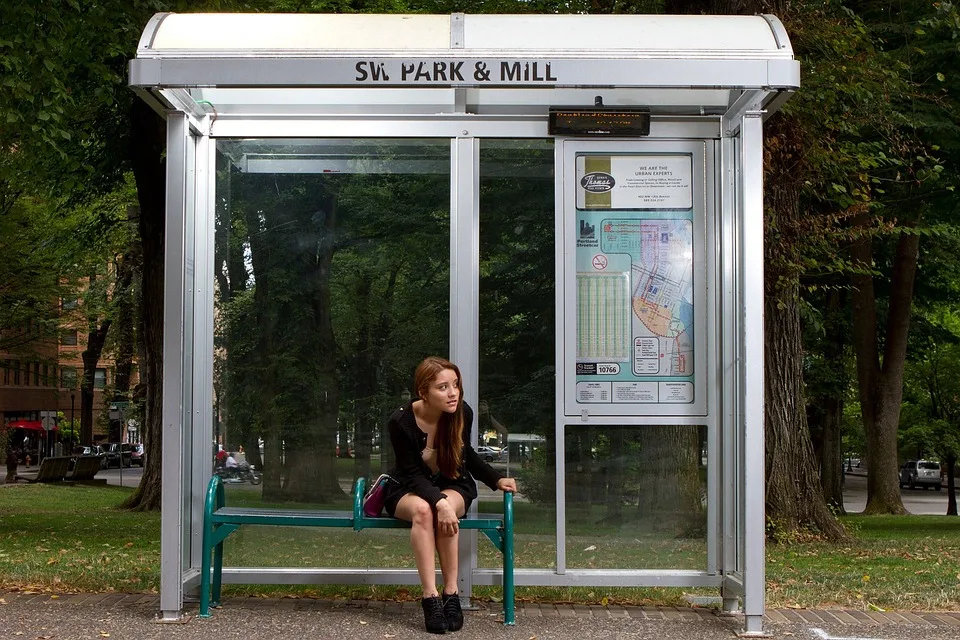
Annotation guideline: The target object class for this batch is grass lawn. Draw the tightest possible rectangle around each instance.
[1,484,958,610]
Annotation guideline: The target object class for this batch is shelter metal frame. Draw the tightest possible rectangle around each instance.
[130,12,797,636]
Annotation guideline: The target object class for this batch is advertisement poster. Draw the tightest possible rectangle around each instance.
[575,153,695,405]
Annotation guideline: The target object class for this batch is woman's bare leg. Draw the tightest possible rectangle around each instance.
[436,489,466,595]
[394,493,440,597]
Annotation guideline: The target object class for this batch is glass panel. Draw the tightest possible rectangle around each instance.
[94,368,106,389]
[477,139,556,569]
[214,138,450,570]
[564,424,708,570]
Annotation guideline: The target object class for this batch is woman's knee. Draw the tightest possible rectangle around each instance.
[410,498,434,527]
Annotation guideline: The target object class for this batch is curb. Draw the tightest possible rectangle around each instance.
[2,592,959,627]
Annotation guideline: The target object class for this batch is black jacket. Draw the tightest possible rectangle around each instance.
[387,401,503,507]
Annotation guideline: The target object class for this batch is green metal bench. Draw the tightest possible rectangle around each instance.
[200,474,515,624]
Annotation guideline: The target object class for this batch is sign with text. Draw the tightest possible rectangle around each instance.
[353,59,560,85]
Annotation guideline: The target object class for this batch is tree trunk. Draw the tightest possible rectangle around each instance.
[636,426,703,535]
[80,278,111,446]
[817,395,845,512]
[764,290,845,537]
[120,98,165,511]
[945,453,957,517]
[851,229,918,515]
[812,289,847,511]
[602,427,625,524]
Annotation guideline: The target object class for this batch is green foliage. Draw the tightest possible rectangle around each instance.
[902,340,960,462]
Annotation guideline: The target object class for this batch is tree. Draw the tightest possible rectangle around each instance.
[659,0,849,539]
[841,0,958,514]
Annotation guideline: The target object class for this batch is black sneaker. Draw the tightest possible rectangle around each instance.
[442,592,464,631]
[421,595,448,634]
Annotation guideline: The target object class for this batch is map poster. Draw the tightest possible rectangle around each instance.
[574,153,695,405]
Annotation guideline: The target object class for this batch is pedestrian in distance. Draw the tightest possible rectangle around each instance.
[382,356,517,634]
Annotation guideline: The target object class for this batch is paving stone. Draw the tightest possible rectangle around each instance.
[764,609,789,623]
[878,611,913,625]
[659,606,684,620]
[830,610,860,624]
[795,609,825,624]
[846,610,879,625]
[65,594,92,604]
[812,610,848,625]
[934,612,960,626]
[623,606,646,619]
[920,613,945,626]
[779,609,804,623]
[899,612,932,625]
[861,610,888,624]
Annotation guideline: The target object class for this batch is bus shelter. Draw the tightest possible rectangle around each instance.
[130,13,798,636]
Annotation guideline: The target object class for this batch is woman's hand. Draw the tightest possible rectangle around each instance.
[435,499,459,536]
[497,477,517,493]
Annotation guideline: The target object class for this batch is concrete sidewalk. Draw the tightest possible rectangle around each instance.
[2,591,959,640]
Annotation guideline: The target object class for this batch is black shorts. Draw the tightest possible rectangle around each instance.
[384,478,474,519]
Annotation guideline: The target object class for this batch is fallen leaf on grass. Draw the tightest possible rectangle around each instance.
[583,545,596,552]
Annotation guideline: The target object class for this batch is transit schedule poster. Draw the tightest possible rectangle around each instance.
[574,153,695,405]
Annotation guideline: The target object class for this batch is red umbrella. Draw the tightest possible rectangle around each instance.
[8,420,55,431]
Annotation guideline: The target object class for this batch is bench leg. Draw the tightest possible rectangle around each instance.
[503,529,515,625]
[502,492,515,627]
[212,534,224,607]
[199,523,213,618]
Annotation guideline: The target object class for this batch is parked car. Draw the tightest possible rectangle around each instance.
[476,446,503,462]
[899,460,942,490]
[131,444,145,467]
[103,442,133,468]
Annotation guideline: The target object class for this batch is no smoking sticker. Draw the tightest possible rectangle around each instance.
[592,254,608,270]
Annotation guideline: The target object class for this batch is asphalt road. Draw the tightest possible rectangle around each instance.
[842,471,951,515]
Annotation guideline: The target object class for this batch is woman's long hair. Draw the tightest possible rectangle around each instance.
[414,356,464,478]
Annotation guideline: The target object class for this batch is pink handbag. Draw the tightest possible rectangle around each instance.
[362,474,394,517]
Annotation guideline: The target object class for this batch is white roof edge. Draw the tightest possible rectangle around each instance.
[138,13,794,58]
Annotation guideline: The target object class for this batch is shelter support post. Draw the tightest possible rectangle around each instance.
[160,111,190,621]
[450,136,480,604]
[740,111,767,637]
